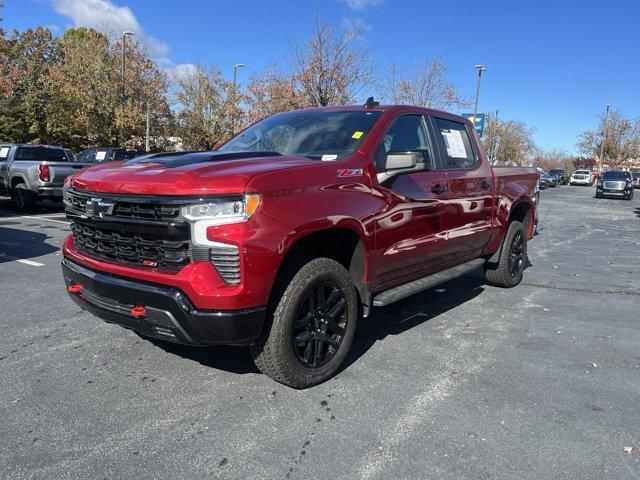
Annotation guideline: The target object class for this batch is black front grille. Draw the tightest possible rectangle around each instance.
[67,191,181,221]
[71,221,190,270]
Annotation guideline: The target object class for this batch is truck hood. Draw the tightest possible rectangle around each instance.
[70,151,316,195]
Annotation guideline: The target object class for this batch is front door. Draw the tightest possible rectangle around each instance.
[371,113,450,288]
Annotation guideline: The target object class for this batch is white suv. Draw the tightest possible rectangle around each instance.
[569,169,592,186]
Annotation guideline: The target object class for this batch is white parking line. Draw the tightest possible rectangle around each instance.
[0,253,44,266]
[0,215,70,224]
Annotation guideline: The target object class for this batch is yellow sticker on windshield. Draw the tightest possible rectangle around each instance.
[352,131,364,139]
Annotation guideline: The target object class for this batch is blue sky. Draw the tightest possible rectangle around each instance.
[5,0,639,153]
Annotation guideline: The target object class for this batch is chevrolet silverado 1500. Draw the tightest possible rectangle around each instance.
[61,103,539,388]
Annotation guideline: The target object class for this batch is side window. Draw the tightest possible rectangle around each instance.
[433,117,478,169]
[376,115,430,170]
[0,146,10,160]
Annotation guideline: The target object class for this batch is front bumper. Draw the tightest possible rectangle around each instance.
[61,258,265,346]
[597,187,633,197]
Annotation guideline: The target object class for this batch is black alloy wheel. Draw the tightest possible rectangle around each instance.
[508,231,525,278]
[292,281,348,368]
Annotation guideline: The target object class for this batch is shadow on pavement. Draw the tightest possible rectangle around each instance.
[0,226,59,263]
[148,268,491,378]
[0,196,65,216]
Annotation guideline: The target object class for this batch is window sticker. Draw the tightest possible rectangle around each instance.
[0,147,9,158]
[95,151,107,161]
[321,154,338,161]
[351,131,364,140]
[440,129,467,158]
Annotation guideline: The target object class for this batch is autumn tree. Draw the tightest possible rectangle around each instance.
[576,109,640,168]
[243,66,307,125]
[292,16,375,107]
[0,27,55,143]
[483,115,536,166]
[379,56,467,109]
[173,64,235,150]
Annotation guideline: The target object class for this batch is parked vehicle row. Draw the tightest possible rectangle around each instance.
[0,144,141,211]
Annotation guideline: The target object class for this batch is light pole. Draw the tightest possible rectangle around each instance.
[120,31,135,145]
[471,64,486,125]
[232,63,245,133]
[598,103,611,173]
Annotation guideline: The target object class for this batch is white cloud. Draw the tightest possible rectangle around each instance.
[340,0,384,10]
[52,0,170,61]
[164,63,197,80]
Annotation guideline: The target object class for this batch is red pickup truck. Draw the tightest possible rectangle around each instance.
[61,103,539,388]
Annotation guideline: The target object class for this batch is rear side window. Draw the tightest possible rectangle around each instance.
[433,118,477,169]
[14,147,68,161]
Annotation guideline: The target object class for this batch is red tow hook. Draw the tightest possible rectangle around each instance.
[130,306,147,318]
[67,283,83,294]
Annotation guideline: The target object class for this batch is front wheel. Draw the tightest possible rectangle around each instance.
[250,257,358,388]
[484,221,527,288]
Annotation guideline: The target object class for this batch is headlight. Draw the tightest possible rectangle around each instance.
[181,194,261,225]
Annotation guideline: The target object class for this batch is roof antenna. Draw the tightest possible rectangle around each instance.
[364,96,379,108]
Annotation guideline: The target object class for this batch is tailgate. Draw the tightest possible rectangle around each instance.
[49,163,89,185]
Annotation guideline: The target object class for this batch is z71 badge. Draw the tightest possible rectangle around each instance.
[337,168,363,178]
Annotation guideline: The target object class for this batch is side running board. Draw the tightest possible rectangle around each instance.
[372,258,485,307]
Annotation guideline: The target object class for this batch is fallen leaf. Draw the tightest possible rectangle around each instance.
[12,396,24,404]
[463,323,472,328]
[624,447,634,455]
[590,362,598,368]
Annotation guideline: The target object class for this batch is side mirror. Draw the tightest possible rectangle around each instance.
[384,152,418,170]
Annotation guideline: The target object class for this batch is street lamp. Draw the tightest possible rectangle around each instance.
[121,31,135,77]
[598,103,611,172]
[471,64,486,124]
[232,63,245,134]
[120,31,135,145]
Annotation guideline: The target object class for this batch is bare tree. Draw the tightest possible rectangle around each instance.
[577,109,640,168]
[379,56,467,109]
[173,64,234,150]
[483,116,536,166]
[292,15,375,106]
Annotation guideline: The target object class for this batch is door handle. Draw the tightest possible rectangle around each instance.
[431,184,447,195]
[481,180,491,190]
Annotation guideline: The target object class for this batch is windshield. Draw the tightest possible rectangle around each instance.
[602,171,631,180]
[14,146,68,162]
[219,110,382,160]
[574,170,589,175]
[549,169,564,174]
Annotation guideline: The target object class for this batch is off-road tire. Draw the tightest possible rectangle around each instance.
[250,257,358,389]
[12,184,37,212]
[484,221,527,288]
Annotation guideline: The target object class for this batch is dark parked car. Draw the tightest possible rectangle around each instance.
[537,168,557,187]
[548,168,567,185]
[75,147,138,164]
[596,170,634,200]
[632,172,640,189]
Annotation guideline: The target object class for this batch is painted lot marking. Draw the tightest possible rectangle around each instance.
[0,253,44,267]
[0,215,70,225]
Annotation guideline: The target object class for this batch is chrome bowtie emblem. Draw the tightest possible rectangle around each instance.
[86,197,115,217]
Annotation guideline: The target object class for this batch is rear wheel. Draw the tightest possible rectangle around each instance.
[12,184,37,212]
[484,221,527,288]
[250,257,358,389]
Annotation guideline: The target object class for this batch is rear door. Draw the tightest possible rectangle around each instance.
[372,113,450,287]
[430,115,494,262]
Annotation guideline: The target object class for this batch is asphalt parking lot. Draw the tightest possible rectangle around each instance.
[1,186,639,480]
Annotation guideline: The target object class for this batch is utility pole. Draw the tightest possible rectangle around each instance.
[598,103,610,174]
[120,31,135,145]
[232,63,245,134]
[145,103,150,153]
[471,64,486,125]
